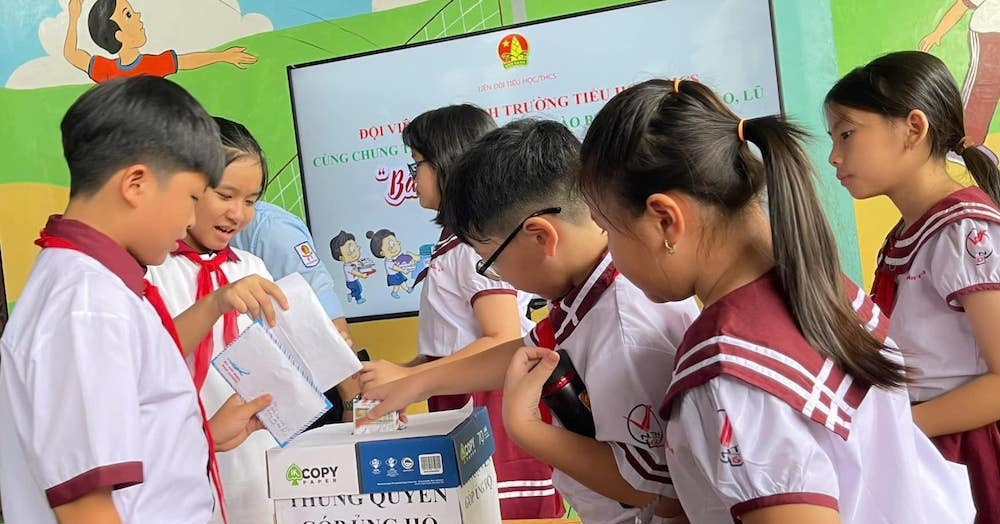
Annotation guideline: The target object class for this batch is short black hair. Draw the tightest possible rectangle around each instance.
[61,76,224,197]
[401,104,496,225]
[366,229,396,258]
[214,117,269,195]
[440,119,588,243]
[88,0,122,54]
[329,230,356,261]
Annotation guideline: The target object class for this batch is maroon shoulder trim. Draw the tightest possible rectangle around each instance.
[46,461,144,507]
[547,255,618,345]
[879,188,1000,275]
[433,235,462,259]
[660,338,865,440]
[41,215,146,296]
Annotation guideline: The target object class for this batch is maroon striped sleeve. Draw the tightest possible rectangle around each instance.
[614,442,672,484]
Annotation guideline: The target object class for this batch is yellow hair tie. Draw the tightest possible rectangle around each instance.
[737,119,746,142]
[673,78,681,94]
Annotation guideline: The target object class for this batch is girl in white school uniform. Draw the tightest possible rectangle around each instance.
[147,117,276,524]
[572,78,974,523]
[362,105,563,520]
[827,50,1000,523]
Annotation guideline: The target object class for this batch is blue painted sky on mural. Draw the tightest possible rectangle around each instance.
[0,0,372,85]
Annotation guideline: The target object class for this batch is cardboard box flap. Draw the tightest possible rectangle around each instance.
[286,401,474,447]
[448,407,496,486]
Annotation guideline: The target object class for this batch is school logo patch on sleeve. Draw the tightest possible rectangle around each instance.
[966,227,993,266]
[718,409,743,467]
[295,242,320,268]
[625,404,664,448]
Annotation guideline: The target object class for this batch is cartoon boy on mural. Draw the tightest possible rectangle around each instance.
[367,228,419,299]
[330,230,376,305]
[63,0,257,83]
[920,0,1000,164]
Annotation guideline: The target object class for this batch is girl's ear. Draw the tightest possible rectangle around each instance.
[645,192,687,243]
[903,109,931,150]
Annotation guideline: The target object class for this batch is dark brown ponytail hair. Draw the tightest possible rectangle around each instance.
[578,79,905,388]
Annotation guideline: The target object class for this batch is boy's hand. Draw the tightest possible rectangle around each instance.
[219,46,258,69]
[210,393,272,452]
[358,369,425,422]
[359,360,412,390]
[68,0,83,20]
[502,346,558,438]
[212,274,288,327]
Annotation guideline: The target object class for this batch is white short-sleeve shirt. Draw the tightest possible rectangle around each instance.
[417,235,533,358]
[967,0,1000,33]
[147,247,275,524]
[524,253,700,524]
[343,262,361,283]
[0,219,212,524]
[661,272,975,523]
[888,216,1000,401]
[874,188,1000,401]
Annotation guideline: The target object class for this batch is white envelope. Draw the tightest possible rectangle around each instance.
[271,272,362,391]
[213,323,331,446]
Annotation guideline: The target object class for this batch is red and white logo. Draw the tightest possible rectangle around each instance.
[966,227,993,265]
[498,34,529,69]
[295,242,320,267]
[718,409,743,467]
[625,404,663,448]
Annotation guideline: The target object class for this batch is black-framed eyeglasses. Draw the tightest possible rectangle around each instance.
[407,160,432,178]
[476,207,562,281]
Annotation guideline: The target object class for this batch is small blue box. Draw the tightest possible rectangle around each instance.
[356,407,494,493]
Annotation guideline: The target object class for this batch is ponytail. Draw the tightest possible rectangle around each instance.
[958,141,1000,205]
[743,117,906,388]
[580,78,906,390]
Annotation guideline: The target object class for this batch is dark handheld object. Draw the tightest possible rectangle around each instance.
[541,349,595,438]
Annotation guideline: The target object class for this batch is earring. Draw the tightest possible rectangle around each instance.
[664,240,676,255]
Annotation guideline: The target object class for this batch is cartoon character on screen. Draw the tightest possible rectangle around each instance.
[64,0,257,83]
[330,230,375,305]
[367,228,419,299]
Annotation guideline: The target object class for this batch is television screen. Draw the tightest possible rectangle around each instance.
[288,0,781,321]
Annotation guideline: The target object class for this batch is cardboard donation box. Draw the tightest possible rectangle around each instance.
[266,405,502,524]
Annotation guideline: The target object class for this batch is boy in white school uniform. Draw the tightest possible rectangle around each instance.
[362,120,699,524]
[0,76,282,524]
